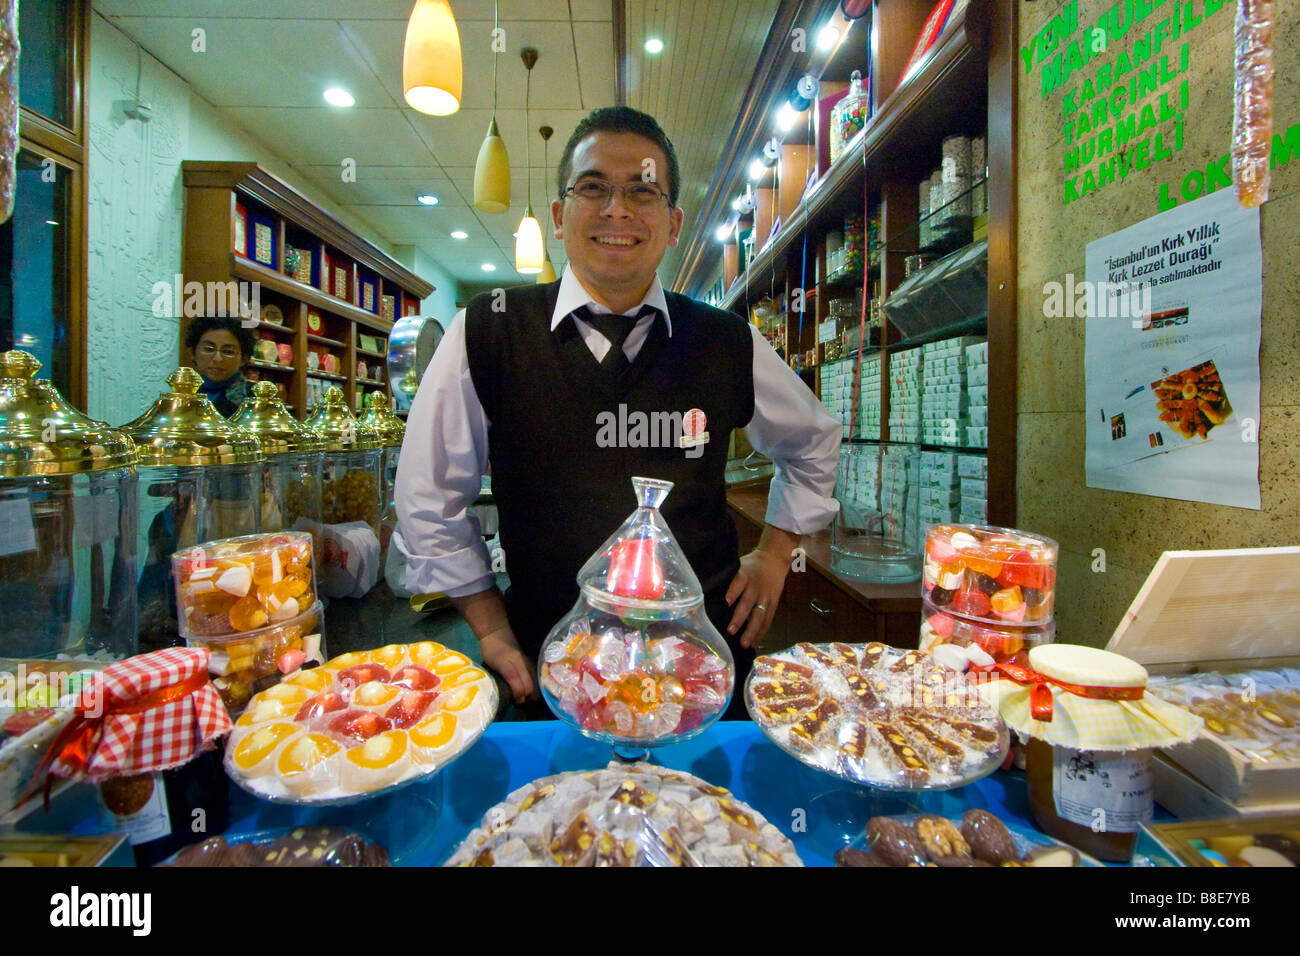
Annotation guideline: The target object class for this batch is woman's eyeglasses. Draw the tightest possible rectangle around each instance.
[563,179,670,208]
[197,344,241,359]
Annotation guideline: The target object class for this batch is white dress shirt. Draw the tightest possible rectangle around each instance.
[393,264,842,598]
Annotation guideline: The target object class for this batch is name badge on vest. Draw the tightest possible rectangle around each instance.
[678,408,709,449]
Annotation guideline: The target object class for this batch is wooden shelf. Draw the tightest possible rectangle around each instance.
[249,359,295,372]
[256,320,293,333]
[231,256,395,334]
[306,369,346,382]
[306,332,345,348]
[718,16,984,312]
[356,347,386,360]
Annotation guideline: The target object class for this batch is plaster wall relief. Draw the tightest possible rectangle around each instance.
[86,14,187,424]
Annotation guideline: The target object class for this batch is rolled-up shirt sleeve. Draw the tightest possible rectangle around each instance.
[742,324,841,535]
[393,311,496,597]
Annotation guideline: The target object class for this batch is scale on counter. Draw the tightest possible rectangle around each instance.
[386,315,446,412]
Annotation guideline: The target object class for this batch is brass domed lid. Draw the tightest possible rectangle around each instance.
[303,385,380,451]
[229,381,324,456]
[0,350,138,477]
[120,367,264,467]
[358,390,405,447]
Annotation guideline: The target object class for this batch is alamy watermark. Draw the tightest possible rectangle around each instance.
[1042,274,1152,327]
[595,404,709,459]
[0,665,103,718]
[151,274,262,325]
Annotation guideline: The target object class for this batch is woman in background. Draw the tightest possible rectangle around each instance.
[186,316,256,416]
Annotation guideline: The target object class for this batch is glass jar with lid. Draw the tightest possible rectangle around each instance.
[538,477,735,760]
[0,350,139,660]
[120,367,264,652]
[229,381,324,555]
[830,69,870,165]
[304,385,382,598]
[978,644,1203,861]
[358,390,404,571]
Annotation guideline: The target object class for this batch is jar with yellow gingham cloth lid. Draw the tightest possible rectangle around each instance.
[975,644,1204,751]
[975,644,1203,861]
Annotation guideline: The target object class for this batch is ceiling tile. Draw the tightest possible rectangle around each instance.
[220,107,434,166]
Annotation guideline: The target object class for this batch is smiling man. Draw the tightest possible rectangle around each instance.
[395,107,840,715]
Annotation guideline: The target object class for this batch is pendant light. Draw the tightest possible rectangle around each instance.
[402,0,462,115]
[537,125,557,283]
[515,47,544,275]
[473,0,511,212]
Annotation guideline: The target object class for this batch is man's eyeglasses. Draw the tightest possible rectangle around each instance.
[563,179,671,208]
[197,344,241,359]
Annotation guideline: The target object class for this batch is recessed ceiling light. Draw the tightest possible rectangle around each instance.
[776,103,797,132]
[715,224,732,242]
[748,158,766,181]
[416,194,439,205]
[323,87,355,107]
[817,25,840,50]
[644,37,664,54]
[450,230,468,239]
[481,263,496,271]
[45,220,60,226]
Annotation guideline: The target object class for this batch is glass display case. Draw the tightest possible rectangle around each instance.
[121,367,263,652]
[0,350,138,659]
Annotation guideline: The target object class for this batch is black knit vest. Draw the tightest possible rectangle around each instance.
[465,281,754,654]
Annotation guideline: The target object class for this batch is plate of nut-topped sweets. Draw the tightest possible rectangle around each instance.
[836,811,1101,867]
[745,642,1008,790]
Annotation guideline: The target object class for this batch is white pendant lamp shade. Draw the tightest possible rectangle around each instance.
[537,247,557,283]
[474,118,512,213]
[403,0,462,115]
[515,207,544,274]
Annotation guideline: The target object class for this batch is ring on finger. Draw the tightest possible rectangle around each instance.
[753,603,767,613]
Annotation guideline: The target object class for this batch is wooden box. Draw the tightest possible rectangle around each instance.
[1107,546,1300,810]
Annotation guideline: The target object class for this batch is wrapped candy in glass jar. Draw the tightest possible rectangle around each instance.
[121,368,263,653]
[358,390,404,574]
[539,477,735,758]
[977,645,1202,862]
[923,524,1058,625]
[229,381,324,556]
[304,386,382,598]
[0,350,139,660]
[829,69,870,164]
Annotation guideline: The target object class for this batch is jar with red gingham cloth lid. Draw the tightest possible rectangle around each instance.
[43,647,232,784]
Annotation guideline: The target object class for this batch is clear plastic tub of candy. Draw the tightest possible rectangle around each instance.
[835,811,1102,867]
[172,531,316,640]
[745,642,1008,791]
[161,825,390,867]
[923,524,1058,625]
[919,598,1055,665]
[445,762,802,867]
[223,641,496,805]
[185,600,324,716]
[538,478,734,754]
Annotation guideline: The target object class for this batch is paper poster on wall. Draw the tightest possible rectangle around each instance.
[1084,189,1261,509]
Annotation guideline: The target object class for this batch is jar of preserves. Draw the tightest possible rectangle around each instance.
[0,350,139,659]
[829,69,870,165]
[120,368,264,652]
[304,386,382,598]
[229,380,324,555]
[979,644,1203,861]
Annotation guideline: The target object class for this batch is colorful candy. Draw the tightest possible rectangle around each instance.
[923,525,1058,624]
[224,643,496,801]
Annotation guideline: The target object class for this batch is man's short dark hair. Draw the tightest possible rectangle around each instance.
[184,316,255,364]
[556,106,681,208]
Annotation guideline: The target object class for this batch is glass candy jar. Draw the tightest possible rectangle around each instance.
[304,386,382,598]
[229,381,324,555]
[539,477,735,758]
[830,69,870,164]
[0,350,139,659]
[121,368,264,652]
[358,390,404,571]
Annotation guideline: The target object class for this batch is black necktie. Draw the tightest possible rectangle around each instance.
[574,305,657,376]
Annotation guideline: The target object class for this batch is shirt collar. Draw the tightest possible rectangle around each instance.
[550,263,672,336]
